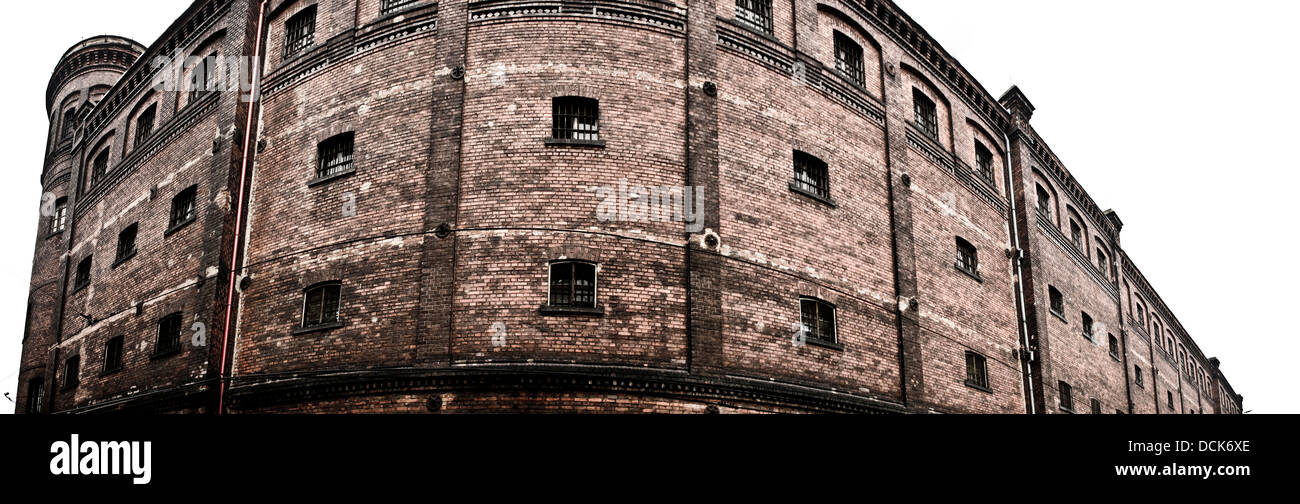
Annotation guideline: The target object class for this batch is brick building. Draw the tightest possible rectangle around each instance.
[15,0,1242,414]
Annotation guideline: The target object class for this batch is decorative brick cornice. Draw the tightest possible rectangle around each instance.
[1017,129,1120,241]
[45,38,143,112]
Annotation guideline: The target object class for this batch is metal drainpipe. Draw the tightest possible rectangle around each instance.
[998,127,1035,414]
[216,0,270,414]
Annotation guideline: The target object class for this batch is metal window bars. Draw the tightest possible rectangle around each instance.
[735,0,773,34]
[317,133,355,179]
[799,298,837,344]
[792,151,830,200]
[284,6,317,58]
[834,31,864,87]
[551,97,600,141]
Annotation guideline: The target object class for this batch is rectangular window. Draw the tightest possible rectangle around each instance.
[92,148,110,185]
[25,378,44,414]
[155,312,183,356]
[1036,184,1052,219]
[1108,334,1119,359]
[1048,286,1064,317]
[791,150,830,201]
[1167,391,1174,408]
[284,5,318,58]
[735,0,773,34]
[955,237,979,278]
[974,140,994,183]
[549,261,597,309]
[169,185,197,232]
[134,104,156,148]
[115,223,138,264]
[912,88,938,139]
[1134,365,1144,388]
[1097,249,1108,275]
[316,133,356,180]
[61,109,77,141]
[188,52,219,104]
[104,336,124,374]
[799,298,837,345]
[1070,220,1083,249]
[1081,312,1094,340]
[1090,398,1101,415]
[964,351,989,391]
[1058,381,1073,412]
[49,197,67,235]
[1135,304,1145,326]
[302,282,342,328]
[381,0,418,15]
[833,31,864,87]
[551,97,600,142]
[74,255,92,291]
[63,355,80,389]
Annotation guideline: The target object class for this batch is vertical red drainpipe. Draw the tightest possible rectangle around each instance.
[217,0,270,414]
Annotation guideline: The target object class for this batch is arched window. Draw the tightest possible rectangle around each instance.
[302,282,342,328]
[955,236,979,279]
[799,297,837,345]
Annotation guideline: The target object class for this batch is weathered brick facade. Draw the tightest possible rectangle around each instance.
[16,0,1242,414]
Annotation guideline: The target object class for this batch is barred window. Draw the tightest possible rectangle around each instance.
[188,52,219,104]
[1081,311,1094,340]
[975,140,994,183]
[92,148,110,186]
[912,88,938,139]
[1090,398,1102,415]
[25,378,44,414]
[791,150,830,200]
[799,297,837,345]
[61,109,77,141]
[104,335,125,374]
[63,355,80,389]
[833,31,864,87]
[1108,333,1119,359]
[1167,391,1174,408]
[549,261,597,309]
[49,197,67,235]
[1035,184,1052,219]
[134,104,156,149]
[1048,285,1063,316]
[955,237,978,277]
[1134,365,1144,388]
[284,5,317,58]
[1097,248,1108,275]
[317,132,355,179]
[735,0,772,34]
[381,0,417,15]
[1069,219,1084,249]
[74,255,92,291]
[551,97,600,141]
[116,223,138,263]
[302,282,342,328]
[1058,381,1073,412]
[156,312,183,356]
[964,351,989,391]
[1135,303,1145,326]
[169,185,197,230]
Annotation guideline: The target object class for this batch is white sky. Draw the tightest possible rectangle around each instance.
[0,1,1293,413]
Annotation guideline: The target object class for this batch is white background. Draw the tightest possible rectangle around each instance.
[0,0,1294,413]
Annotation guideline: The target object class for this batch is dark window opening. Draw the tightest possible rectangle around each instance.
[791,150,830,201]
[1035,184,1052,219]
[169,185,197,231]
[74,256,92,291]
[302,282,342,328]
[134,104,157,149]
[1081,311,1094,340]
[965,351,989,391]
[955,237,979,278]
[1135,366,1144,388]
[549,261,597,309]
[1135,304,1146,327]
[155,312,183,356]
[799,297,837,346]
[91,148,110,186]
[1058,381,1074,412]
[1167,391,1174,408]
[1070,219,1084,249]
[116,224,138,264]
[974,140,995,184]
[49,197,67,235]
[1090,398,1102,415]
[735,0,772,34]
[61,109,77,141]
[284,5,318,58]
[381,0,418,15]
[104,336,124,374]
[551,97,600,141]
[1108,334,1119,359]
[62,355,80,389]
[188,52,219,104]
[316,132,355,180]
[833,31,864,87]
[912,88,938,139]
[1048,286,1064,317]
[1097,249,1108,276]
[25,378,44,414]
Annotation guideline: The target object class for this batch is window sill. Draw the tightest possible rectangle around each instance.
[307,168,356,188]
[954,264,983,283]
[71,283,89,295]
[1110,352,1121,362]
[45,231,64,240]
[964,380,992,394]
[150,347,182,361]
[539,305,605,317]
[294,321,345,335]
[802,338,844,352]
[543,138,606,148]
[728,18,778,44]
[1082,332,1095,343]
[1058,406,1075,414]
[164,217,196,238]
[788,182,837,208]
[1050,310,1067,324]
[111,251,137,269]
[100,367,123,377]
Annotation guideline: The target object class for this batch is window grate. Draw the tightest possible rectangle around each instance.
[965,351,988,389]
[735,0,772,34]
[1134,366,1144,388]
[170,185,197,229]
[551,97,600,141]
[975,140,994,184]
[303,283,342,328]
[913,88,938,139]
[1070,220,1083,249]
[833,31,864,87]
[381,0,418,16]
[955,237,978,277]
[188,52,219,105]
[63,355,80,389]
[792,151,830,200]
[74,256,92,291]
[549,262,597,308]
[134,104,156,149]
[1058,381,1073,411]
[799,298,837,345]
[1049,286,1063,316]
[104,336,124,373]
[1108,334,1119,358]
[116,224,138,262]
[25,378,44,414]
[61,109,77,141]
[1036,185,1052,219]
[317,133,355,179]
[156,313,183,355]
[284,6,317,58]
[1081,312,1094,340]
[92,148,110,186]
[49,198,67,234]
